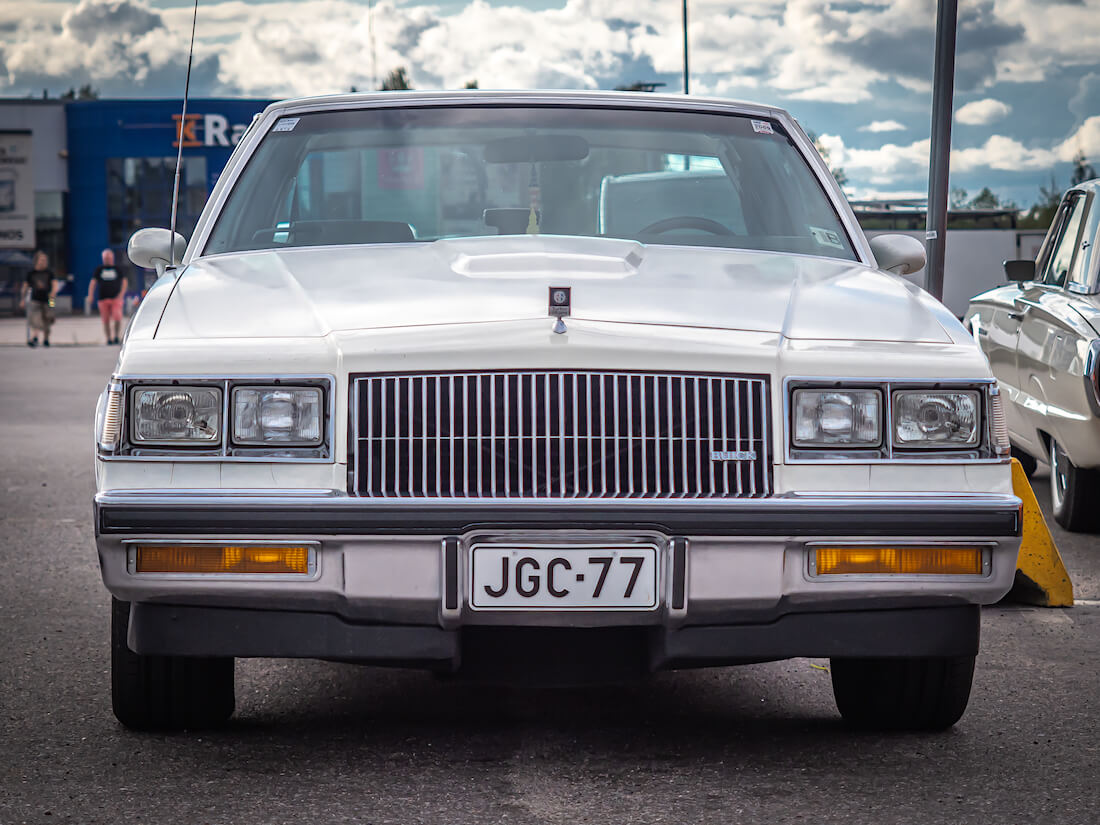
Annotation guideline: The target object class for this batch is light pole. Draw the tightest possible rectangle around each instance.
[925,0,958,302]
[682,0,689,95]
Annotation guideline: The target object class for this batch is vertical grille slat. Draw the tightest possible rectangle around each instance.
[353,370,770,499]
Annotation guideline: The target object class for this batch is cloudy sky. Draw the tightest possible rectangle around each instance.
[3,0,1099,207]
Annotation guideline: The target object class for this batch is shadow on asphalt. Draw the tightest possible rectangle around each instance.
[183,662,927,748]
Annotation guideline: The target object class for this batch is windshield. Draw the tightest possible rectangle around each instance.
[204,105,856,261]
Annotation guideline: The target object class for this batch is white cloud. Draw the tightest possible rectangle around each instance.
[956,98,1011,126]
[860,120,906,133]
[819,115,1100,183]
[0,0,998,104]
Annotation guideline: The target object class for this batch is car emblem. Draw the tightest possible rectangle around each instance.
[710,450,757,461]
[549,286,571,334]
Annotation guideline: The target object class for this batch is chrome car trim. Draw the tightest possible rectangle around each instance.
[97,374,336,462]
[1083,339,1100,417]
[96,490,1019,507]
[782,376,1004,464]
[350,370,772,500]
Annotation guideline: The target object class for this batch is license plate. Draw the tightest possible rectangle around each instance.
[469,544,659,610]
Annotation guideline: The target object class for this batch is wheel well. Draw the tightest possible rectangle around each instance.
[1034,429,1051,462]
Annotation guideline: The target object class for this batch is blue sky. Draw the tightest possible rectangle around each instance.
[3,0,1099,208]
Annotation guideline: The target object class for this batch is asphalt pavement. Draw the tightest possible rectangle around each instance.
[1,344,1097,825]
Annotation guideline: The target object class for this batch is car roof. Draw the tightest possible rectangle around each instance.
[1070,178,1100,195]
[261,89,789,122]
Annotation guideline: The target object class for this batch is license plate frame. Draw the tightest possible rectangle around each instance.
[468,543,661,611]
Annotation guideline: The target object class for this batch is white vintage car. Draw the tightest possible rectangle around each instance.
[967,179,1100,531]
[95,91,1021,732]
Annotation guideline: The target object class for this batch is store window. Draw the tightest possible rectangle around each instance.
[106,157,208,248]
[34,191,66,274]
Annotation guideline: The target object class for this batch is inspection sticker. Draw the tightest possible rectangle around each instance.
[810,226,844,248]
[751,119,775,135]
[273,117,300,132]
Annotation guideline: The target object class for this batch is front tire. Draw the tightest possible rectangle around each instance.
[830,656,975,731]
[111,598,235,731]
[1049,437,1100,531]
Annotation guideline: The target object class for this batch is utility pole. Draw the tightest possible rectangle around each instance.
[682,0,689,94]
[925,0,958,302]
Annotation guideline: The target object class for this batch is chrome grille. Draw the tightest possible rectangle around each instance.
[350,371,770,498]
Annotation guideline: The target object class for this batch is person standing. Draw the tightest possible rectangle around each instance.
[86,248,128,345]
[21,250,59,348]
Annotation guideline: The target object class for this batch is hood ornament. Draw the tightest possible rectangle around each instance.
[549,286,570,335]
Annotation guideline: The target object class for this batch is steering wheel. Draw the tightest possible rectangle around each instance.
[638,216,735,236]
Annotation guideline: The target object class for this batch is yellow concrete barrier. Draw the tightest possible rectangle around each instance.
[1003,458,1074,607]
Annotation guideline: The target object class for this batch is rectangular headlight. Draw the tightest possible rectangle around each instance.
[893,390,979,448]
[232,386,322,446]
[131,386,222,444]
[792,388,881,447]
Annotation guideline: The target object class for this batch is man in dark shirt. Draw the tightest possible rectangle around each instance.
[86,248,128,345]
[21,251,59,347]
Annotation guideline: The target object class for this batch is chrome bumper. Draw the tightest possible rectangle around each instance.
[95,491,1021,651]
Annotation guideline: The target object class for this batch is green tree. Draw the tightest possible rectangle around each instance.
[380,67,413,91]
[60,84,98,100]
[806,130,848,189]
[613,82,666,92]
[968,187,1001,209]
[1071,149,1096,185]
[949,187,969,208]
[1019,175,1063,229]
[464,79,479,89]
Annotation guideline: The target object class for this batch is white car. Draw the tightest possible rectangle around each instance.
[967,178,1100,531]
[95,91,1020,732]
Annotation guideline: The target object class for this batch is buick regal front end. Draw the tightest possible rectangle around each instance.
[95,90,1021,731]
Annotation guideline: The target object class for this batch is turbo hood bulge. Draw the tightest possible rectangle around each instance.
[153,236,954,344]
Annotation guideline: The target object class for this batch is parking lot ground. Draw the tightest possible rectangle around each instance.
[0,314,112,347]
[1,345,1097,825]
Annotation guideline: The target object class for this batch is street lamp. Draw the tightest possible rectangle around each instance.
[925,0,958,302]
[682,0,690,94]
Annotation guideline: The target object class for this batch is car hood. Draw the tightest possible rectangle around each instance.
[154,236,953,343]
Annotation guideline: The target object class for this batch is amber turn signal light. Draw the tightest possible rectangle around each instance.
[815,546,983,576]
[134,545,311,575]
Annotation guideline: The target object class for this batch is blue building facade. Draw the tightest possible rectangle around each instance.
[66,98,270,299]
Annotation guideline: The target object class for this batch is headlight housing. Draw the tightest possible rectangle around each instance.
[131,386,222,444]
[232,386,322,446]
[792,389,881,447]
[892,390,979,448]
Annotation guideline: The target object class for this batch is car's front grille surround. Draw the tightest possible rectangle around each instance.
[349,370,771,499]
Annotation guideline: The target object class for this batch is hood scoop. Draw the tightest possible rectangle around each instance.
[445,237,644,280]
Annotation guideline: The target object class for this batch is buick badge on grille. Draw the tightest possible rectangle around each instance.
[711,450,757,461]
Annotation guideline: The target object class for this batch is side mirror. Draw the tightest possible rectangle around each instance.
[869,234,926,276]
[1004,259,1035,282]
[127,227,187,276]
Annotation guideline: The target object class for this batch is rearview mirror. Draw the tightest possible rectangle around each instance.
[1003,259,1035,282]
[484,135,589,164]
[869,234,926,276]
[128,227,187,275]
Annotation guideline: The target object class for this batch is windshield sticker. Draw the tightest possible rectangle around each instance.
[751,119,775,135]
[272,117,300,133]
[810,226,844,248]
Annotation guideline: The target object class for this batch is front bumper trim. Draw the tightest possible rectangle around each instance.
[97,493,1021,537]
